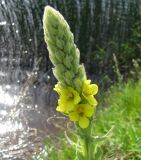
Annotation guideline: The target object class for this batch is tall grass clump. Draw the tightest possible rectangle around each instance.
[93,79,141,159]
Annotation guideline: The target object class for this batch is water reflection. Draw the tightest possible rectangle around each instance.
[0,71,54,159]
[0,84,21,135]
[0,121,23,135]
[0,82,46,159]
[0,85,19,106]
[0,110,7,116]
[0,21,7,26]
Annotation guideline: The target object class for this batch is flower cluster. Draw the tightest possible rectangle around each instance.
[54,80,98,129]
[43,6,98,129]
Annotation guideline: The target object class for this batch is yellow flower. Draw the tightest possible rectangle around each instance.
[69,104,94,128]
[82,80,98,106]
[56,87,81,113]
[56,99,66,113]
[54,83,61,94]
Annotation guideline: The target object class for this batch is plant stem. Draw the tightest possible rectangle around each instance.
[83,137,92,160]
[81,124,92,160]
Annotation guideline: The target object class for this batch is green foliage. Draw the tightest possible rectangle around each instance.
[130,59,141,81]
[33,135,76,160]
[93,79,141,159]
[86,18,141,84]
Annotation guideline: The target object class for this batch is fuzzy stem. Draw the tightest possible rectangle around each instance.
[78,122,93,160]
[81,134,92,160]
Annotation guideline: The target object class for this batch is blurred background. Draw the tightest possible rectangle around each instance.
[0,0,141,159]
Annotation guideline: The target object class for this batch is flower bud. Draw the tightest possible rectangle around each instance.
[78,65,87,81]
[55,51,64,63]
[53,68,64,83]
[56,64,65,73]
[73,78,82,93]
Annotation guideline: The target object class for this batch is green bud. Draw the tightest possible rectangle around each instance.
[46,22,57,34]
[56,38,64,50]
[73,78,82,93]
[49,54,58,65]
[72,49,80,73]
[45,8,60,27]
[64,55,73,69]
[53,68,64,83]
[76,48,80,60]
[58,23,66,39]
[64,42,72,54]
[78,65,87,81]
[55,51,64,63]
[63,25,72,41]
[65,70,74,81]
[56,64,65,73]
[47,39,58,53]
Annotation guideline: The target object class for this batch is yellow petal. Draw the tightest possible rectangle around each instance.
[60,87,81,105]
[69,112,79,122]
[59,97,75,112]
[54,83,61,93]
[56,105,65,112]
[66,102,76,112]
[79,116,89,129]
[84,80,91,85]
[60,101,74,113]
[73,92,81,104]
[83,80,98,96]
[85,105,94,117]
[56,100,67,113]
[60,89,68,95]
[83,80,90,92]
[90,84,98,95]
[87,96,98,106]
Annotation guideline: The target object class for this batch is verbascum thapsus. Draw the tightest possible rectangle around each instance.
[43,6,98,130]
[43,6,101,160]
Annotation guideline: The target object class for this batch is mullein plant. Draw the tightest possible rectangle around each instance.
[43,6,98,160]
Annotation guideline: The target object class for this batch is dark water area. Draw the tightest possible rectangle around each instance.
[0,0,141,159]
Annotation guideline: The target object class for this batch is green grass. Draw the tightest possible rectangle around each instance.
[33,134,76,160]
[34,79,141,160]
[93,79,141,159]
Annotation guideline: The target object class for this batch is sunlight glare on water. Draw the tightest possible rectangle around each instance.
[0,121,23,135]
[0,21,7,26]
[0,85,18,106]
[0,85,21,135]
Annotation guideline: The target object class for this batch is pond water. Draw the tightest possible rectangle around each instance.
[0,69,56,159]
[0,76,57,159]
[0,84,20,135]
